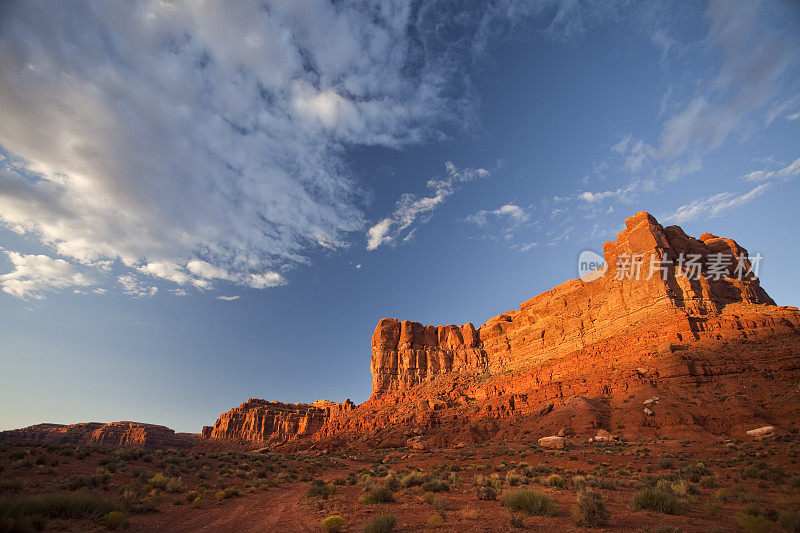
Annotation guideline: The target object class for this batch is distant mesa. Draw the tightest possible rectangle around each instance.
[0,421,199,449]
[200,211,800,449]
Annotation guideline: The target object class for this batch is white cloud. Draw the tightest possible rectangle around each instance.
[579,178,656,204]
[519,242,539,252]
[117,275,157,298]
[248,272,285,289]
[666,183,770,223]
[216,295,240,301]
[743,157,800,183]
[0,251,93,299]
[1,1,531,297]
[366,161,489,250]
[467,203,529,226]
[355,264,362,270]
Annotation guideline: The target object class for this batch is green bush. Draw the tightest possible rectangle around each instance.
[546,474,565,487]
[363,513,397,533]
[360,487,394,504]
[571,489,609,527]
[321,514,346,532]
[499,489,557,516]
[631,486,683,515]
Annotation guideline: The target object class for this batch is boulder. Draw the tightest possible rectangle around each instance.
[538,436,566,449]
[746,426,775,439]
[406,436,430,452]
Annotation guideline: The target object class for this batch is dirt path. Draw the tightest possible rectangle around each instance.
[129,461,362,532]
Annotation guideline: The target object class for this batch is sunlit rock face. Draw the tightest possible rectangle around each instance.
[204,212,800,449]
[369,211,779,397]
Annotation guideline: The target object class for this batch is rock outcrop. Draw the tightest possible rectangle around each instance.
[201,399,355,444]
[0,421,199,449]
[369,211,779,397]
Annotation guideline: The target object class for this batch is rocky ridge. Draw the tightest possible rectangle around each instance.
[0,421,199,449]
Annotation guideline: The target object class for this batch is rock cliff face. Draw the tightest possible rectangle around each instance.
[201,399,355,444]
[0,422,199,449]
[369,212,779,397]
[204,211,800,449]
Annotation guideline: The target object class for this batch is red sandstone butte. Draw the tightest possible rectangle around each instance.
[203,211,800,449]
[0,421,199,449]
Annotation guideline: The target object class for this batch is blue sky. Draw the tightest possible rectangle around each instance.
[1,1,799,433]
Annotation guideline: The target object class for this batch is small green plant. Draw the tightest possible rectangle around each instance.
[321,514,346,532]
[363,513,397,533]
[571,489,609,527]
[546,474,565,487]
[499,489,557,516]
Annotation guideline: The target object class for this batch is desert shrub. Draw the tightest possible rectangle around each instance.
[360,487,394,504]
[321,514,346,532]
[476,486,497,501]
[215,488,240,501]
[307,480,336,499]
[363,513,397,533]
[427,512,445,528]
[546,474,565,487]
[421,479,449,493]
[737,513,773,533]
[0,479,22,494]
[191,497,203,508]
[572,475,587,487]
[499,489,557,516]
[98,510,127,529]
[166,477,183,493]
[147,473,169,490]
[0,492,123,524]
[779,511,800,533]
[504,470,523,486]
[474,474,501,489]
[571,489,609,527]
[400,471,429,488]
[509,513,525,527]
[714,488,731,503]
[704,503,720,516]
[631,486,683,515]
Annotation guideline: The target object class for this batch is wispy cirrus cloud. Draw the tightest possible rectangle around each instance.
[366,162,489,250]
[666,183,770,224]
[743,157,800,183]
